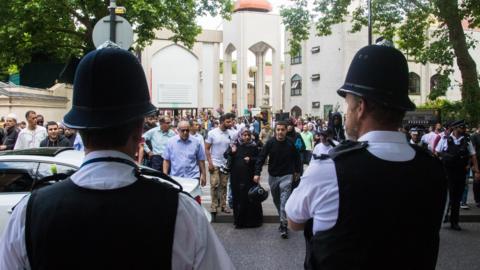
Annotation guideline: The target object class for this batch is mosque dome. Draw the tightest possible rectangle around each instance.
[233,0,272,13]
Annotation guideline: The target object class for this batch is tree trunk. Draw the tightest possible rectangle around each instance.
[437,0,480,125]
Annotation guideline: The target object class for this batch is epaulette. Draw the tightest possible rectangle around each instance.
[327,140,369,160]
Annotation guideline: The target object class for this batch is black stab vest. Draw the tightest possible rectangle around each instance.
[26,177,179,270]
[307,145,447,270]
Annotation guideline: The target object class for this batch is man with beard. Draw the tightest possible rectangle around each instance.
[254,121,301,239]
[40,121,72,147]
[286,45,447,269]
[436,120,480,230]
[144,112,158,133]
[205,113,235,215]
[64,127,77,146]
[328,112,346,142]
[0,113,20,151]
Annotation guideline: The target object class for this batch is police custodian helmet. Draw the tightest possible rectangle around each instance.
[63,48,157,129]
[337,45,416,111]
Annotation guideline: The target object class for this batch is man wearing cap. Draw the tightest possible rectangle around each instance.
[436,119,480,230]
[0,48,233,269]
[13,110,47,150]
[286,45,447,269]
[0,113,19,151]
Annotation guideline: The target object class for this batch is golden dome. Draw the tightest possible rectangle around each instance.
[234,0,272,12]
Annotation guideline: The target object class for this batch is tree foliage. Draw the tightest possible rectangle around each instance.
[0,0,233,69]
[281,0,480,124]
[417,98,464,123]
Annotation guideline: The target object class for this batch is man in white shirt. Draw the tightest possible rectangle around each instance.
[13,110,47,150]
[286,44,447,269]
[0,48,233,270]
[205,113,235,215]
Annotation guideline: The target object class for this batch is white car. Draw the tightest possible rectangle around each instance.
[0,147,210,234]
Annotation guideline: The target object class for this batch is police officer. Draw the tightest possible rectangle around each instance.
[436,119,480,230]
[285,44,447,269]
[0,48,234,269]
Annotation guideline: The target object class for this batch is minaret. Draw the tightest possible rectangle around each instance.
[222,0,282,115]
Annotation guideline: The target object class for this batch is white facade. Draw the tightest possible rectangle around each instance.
[141,29,222,111]
[223,10,282,115]
[284,19,368,119]
[284,20,480,119]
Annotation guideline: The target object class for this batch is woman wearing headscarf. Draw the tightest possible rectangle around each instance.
[224,127,263,228]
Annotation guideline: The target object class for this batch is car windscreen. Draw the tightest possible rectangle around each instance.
[0,161,38,192]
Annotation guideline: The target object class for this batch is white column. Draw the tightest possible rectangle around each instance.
[212,43,221,110]
[237,49,249,116]
[224,54,233,113]
[255,52,264,108]
[272,49,282,111]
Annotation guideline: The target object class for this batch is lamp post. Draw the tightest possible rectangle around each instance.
[368,0,372,45]
[249,66,258,108]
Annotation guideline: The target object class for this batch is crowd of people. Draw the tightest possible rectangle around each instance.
[0,110,85,151]
[0,44,478,269]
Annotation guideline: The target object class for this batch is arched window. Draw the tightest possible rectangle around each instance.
[408,72,421,95]
[291,50,302,65]
[291,74,302,96]
[430,74,440,91]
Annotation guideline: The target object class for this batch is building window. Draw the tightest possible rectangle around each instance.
[408,72,421,95]
[291,51,302,65]
[291,74,302,96]
[311,46,320,54]
[311,74,320,81]
[430,74,440,91]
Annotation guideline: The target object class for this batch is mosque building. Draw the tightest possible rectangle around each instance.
[141,0,282,118]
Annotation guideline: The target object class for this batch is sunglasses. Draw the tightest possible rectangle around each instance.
[178,129,189,133]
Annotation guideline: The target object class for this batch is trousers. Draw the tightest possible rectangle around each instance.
[445,166,467,224]
[210,167,229,212]
[268,174,292,225]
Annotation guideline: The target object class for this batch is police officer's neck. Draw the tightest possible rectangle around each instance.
[84,145,136,160]
[452,130,463,138]
[355,120,399,139]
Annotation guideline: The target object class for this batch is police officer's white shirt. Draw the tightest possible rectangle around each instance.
[286,131,415,234]
[435,134,476,155]
[0,150,234,270]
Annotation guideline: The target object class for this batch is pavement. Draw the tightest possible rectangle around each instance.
[213,222,480,270]
[201,165,480,223]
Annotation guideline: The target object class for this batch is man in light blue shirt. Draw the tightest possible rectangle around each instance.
[143,116,175,171]
[163,121,207,186]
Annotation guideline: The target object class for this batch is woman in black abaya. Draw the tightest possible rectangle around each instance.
[224,127,263,228]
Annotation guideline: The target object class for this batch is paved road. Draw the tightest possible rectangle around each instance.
[213,223,480,270]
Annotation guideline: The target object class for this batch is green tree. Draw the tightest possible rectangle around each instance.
[281,0,480,125]
[0,0,233,68]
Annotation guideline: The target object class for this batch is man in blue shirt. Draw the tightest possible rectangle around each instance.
[143,116,176,171]
[163,121,207,186]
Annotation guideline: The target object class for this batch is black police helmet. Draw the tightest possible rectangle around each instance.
[63,48,157,129]
[450,119,466,129]
[248,185,268,203]
[338,45,416,111]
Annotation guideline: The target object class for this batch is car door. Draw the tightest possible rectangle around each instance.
[0,161,39,234]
